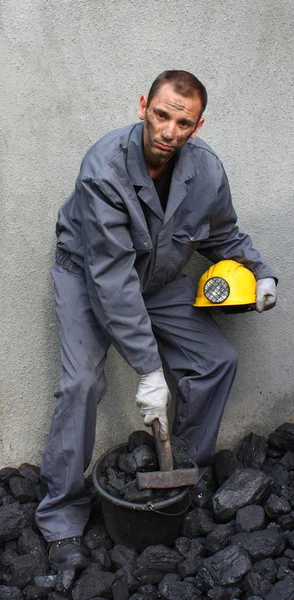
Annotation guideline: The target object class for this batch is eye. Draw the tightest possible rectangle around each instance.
[154,109,168,120]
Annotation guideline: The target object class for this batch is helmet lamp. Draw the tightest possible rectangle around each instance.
[204,277,230,304]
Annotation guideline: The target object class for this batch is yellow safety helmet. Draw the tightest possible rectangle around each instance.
[194,260,256,308]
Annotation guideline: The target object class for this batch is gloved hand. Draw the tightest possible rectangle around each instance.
[136,367,171,441]
[256,277,277,313]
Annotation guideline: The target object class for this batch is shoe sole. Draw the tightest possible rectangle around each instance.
[50,556,91,571]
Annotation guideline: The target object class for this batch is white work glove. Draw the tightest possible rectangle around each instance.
[136,367,171,441]
[256,278,277,313]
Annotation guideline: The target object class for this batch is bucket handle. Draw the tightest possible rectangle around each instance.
[146,496,192,517]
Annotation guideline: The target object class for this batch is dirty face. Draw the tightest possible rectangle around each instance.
[138,82,204,170]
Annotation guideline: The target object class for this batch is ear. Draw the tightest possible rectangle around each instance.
[190,117,205,139]
[138,95,147,120]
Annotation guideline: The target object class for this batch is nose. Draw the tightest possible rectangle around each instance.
[162,121,175,141]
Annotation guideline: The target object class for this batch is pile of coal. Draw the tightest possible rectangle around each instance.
[98,430,195,503]
[2,423,294,598]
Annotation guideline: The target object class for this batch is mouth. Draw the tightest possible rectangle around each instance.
[155,141,175,152]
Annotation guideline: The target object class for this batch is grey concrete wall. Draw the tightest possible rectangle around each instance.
[1,0,293,469]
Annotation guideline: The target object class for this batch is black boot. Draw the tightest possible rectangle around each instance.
[49,536,91,571]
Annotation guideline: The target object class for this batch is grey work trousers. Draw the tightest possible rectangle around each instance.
[36,264,238,541]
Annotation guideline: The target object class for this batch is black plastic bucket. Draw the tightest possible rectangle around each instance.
[92,444,191,552]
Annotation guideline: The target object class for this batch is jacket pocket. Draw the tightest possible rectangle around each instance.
[166,221,210,281]
[131,230,153,251]
[57,236,83,254]
[172,220,210,243]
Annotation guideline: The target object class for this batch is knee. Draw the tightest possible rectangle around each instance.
[66,369,97,393]
[57,367,106,403]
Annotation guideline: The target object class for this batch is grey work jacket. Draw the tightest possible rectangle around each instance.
[56,122,276,374]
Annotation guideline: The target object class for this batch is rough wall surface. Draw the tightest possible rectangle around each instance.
[1,0,293,469]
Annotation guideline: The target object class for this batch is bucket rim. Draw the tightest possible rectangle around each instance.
[92,443,190,512]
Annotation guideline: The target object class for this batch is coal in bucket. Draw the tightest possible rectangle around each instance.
[92,444,191,552]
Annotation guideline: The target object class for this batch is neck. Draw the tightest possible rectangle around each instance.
[147,163,169,179]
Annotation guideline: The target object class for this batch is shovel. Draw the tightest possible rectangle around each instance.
[136,419,199,490]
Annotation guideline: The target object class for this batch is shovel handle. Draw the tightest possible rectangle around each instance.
[152,419,173,472]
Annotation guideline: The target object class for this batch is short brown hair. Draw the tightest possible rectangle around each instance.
[146,70,207,115]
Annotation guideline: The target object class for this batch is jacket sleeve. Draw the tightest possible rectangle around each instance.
[197,167,278,282]
[80,177,162,375]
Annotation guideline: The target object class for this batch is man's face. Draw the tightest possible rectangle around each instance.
[138,82,204,169]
